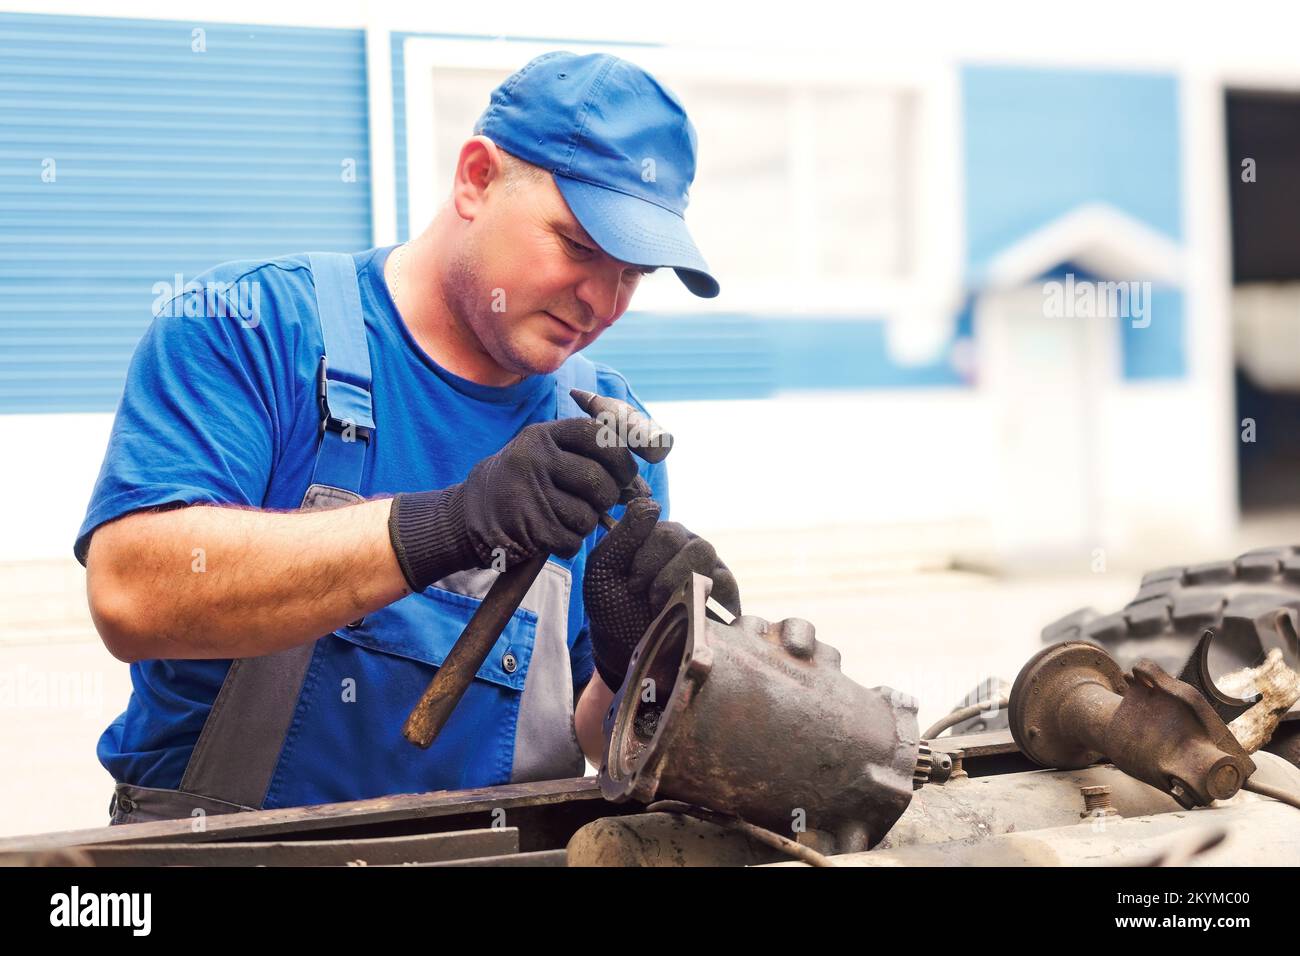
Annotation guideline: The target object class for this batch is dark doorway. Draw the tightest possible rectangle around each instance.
[1226,89,1300,511]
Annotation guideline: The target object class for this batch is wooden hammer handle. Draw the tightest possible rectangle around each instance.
[401,550,549,749]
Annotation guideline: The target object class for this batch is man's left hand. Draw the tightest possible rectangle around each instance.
[583,498,742,691]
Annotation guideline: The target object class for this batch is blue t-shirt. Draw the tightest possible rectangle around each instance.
[76,245,668,791]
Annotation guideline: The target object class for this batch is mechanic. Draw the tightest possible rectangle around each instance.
[76,51,742,825]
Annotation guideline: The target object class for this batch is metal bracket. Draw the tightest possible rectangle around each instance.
[1177,628,1261,725]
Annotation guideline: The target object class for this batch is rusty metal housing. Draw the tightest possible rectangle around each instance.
[599,572,919,852]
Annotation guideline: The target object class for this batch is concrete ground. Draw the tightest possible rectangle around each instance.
[3,514,1298,840]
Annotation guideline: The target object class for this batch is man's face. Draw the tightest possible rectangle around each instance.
[445,166,654,378]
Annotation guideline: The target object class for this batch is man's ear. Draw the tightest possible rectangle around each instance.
[451,136,505,222]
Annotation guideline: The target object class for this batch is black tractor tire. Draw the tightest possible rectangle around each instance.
[1041,545,1300,766]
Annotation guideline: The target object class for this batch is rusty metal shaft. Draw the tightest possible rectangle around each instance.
[1009,641,1256,809]
[1055,679,1120,760]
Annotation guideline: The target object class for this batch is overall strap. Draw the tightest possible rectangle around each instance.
[175,252,375,813]
[308,251,375,496]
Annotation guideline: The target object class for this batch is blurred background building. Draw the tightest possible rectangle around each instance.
[2,2,1299,833]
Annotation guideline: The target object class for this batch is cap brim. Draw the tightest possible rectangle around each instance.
[554,174,720,299]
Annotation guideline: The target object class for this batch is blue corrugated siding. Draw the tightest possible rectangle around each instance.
[585,314,964,400]
[0,12,371,413]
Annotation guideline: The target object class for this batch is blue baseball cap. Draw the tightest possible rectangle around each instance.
[475,51,720,299]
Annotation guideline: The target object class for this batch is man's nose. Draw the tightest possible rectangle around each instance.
[574,266,623,329]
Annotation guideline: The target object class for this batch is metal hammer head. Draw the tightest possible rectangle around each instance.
[569,388,673,464]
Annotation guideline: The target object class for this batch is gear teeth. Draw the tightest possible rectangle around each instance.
[914,742,933,790]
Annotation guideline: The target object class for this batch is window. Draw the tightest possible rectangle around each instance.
[402,39,957,315]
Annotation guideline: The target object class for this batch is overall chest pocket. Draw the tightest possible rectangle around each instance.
[262,563,580,811]
[339,575,539,689]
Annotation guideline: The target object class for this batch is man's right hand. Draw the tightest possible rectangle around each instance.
[388,417,640,593]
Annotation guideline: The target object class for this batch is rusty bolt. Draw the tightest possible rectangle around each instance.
[1208,763,1242,801]
[777,618,816,660]
[1080,785,1118,818]
[950,750,968,780]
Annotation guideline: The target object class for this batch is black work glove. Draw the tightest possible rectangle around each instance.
[388,418,639,592]
[584,497,742,691]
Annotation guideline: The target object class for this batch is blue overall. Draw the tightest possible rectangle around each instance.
[81,249,667,825]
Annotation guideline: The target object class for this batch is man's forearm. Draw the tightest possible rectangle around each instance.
[575,672,615,765]
[86,500,410,661]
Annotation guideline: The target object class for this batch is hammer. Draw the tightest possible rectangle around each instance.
[402,388,673,748]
